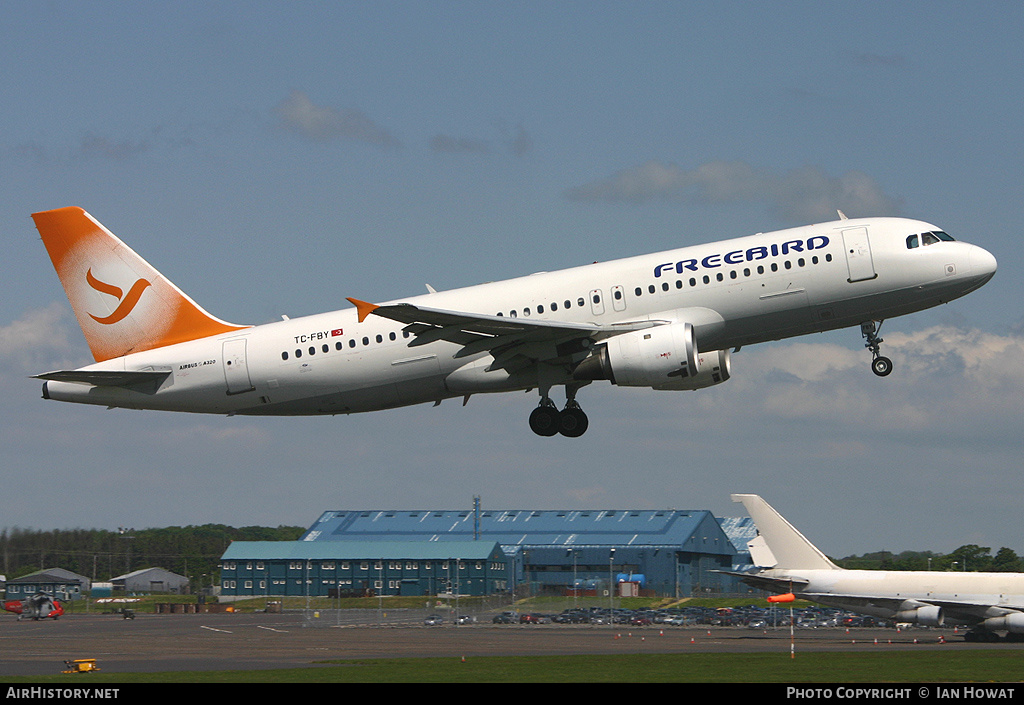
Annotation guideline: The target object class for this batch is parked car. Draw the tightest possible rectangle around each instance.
[423,614,444,626]
[455,615,476,625]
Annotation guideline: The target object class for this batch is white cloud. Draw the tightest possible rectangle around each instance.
[275,90,401,148]
[723,325,1024,436]
[0,303,75,371]
[564,160,902,223]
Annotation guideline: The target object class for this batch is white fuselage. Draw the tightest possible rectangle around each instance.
[760,566,1024,626]
[42,217,997,415]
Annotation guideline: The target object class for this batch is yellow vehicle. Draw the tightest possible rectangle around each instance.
[62,659,100,674]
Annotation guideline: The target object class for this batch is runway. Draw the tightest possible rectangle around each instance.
[0,612,1011,677]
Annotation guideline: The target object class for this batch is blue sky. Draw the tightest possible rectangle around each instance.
[2,2,1022,558]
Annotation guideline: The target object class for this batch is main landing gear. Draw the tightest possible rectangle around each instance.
[861,320,893,377]
[529,390,590,438]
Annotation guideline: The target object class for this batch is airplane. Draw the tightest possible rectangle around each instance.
[30,206,996,437]
[730,494,1024,642]
[3,593,64,620]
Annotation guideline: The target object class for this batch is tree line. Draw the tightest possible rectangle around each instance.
[835,544,1024,572]
[3,526,1022,591]
[1,524,303,588]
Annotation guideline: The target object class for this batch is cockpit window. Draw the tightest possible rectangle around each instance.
[907,231,956,249]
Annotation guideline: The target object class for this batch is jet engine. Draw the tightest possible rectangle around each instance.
[573,322,731,391]
[895,602,944,627]
[983,611,1024,634]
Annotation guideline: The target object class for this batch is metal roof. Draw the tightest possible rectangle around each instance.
[300,509,734,555]
[222,540,503,562]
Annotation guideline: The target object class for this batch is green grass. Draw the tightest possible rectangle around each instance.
[7,651,1022,683]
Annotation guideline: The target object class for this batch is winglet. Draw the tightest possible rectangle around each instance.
[346,298,379,323]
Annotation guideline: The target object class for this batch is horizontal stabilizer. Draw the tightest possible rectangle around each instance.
[34,369,171,388]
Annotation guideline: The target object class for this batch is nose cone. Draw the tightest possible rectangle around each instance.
[970,245,997,283]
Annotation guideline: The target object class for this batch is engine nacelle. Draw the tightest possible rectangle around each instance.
[573,322,731,391]
[983,611,1024,634]
[895,603,944,627]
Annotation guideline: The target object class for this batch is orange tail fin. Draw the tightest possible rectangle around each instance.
[32,207,248,362]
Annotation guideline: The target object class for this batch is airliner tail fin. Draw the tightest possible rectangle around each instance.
[32,207,248,362]
[731,494,840,571]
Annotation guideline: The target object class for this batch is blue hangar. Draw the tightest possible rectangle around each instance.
[220,506,739,598]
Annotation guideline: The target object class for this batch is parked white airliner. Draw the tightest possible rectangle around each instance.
[31,207,996,437]
[731,494,1024,642]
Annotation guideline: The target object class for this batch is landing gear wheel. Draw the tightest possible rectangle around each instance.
[861,321,893,377]
[871,356,893,377]
[529,405,560,437]
[558,406,589,438]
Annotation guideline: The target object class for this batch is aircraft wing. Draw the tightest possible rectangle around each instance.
[33,369,171,388]
[719,570,810,594]
[796,592,1024,627]
[348,298,664,370]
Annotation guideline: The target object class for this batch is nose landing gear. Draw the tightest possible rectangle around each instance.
[861,320,892,377]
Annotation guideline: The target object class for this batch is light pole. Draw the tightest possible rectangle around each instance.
[608,548,616,627]
[567,548,578,610]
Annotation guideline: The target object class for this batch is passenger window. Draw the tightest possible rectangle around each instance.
[578,297,585,307]
[635,287,642,296]
[322,344,329,353]
[309,347,316,355]
[537,304,545,313]
[282,352,289,361]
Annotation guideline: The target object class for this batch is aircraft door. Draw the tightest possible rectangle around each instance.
[222,338,254,395]
[842,227,877,282]
[610,285,626,312]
